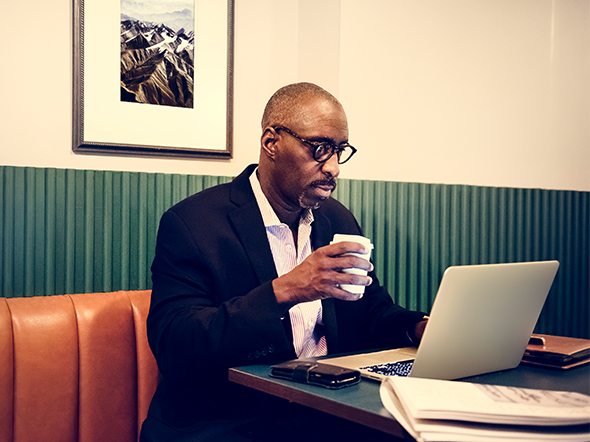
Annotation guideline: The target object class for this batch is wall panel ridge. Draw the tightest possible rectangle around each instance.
[0,166,588,338]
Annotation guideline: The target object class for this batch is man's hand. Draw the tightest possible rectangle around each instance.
[272,241,373,313]
[410,319,429,345]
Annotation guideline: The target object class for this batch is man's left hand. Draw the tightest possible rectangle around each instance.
[411,319,428,344]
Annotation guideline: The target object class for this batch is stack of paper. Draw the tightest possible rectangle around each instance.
[380,376,590,441]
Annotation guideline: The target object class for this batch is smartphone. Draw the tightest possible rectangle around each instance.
[270,360,361,389]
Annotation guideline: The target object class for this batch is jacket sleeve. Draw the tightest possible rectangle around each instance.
[147,208,295,381]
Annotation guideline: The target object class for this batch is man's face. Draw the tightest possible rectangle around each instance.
[272,98,349,211]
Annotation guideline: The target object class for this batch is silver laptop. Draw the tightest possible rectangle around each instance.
[322,261,560,381]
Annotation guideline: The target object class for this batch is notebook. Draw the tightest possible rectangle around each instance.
[321,261,560,381]
[522,334,590,369]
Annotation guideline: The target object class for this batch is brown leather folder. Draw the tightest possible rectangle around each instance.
[522,334,590,369]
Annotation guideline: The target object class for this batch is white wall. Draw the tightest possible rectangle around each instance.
[1,0,588,191]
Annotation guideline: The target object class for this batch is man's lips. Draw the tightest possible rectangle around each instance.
[315,184,335,192]
[310,180,337,198]
[311,178,337,190]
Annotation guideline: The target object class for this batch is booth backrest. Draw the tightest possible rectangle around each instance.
[0,290,159,442]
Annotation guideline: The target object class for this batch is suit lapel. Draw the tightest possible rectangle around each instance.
[228,166,278,285]
[228,200,278,285]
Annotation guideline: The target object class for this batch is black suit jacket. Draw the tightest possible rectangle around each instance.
[145,164,425,432]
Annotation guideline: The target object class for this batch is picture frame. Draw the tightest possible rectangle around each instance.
[73,0,234,159]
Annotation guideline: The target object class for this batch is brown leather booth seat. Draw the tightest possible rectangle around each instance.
[0,290,158,442]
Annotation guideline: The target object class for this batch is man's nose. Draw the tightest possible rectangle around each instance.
[321,153,340,178]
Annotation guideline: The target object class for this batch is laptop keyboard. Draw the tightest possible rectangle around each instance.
[360,359,414,377]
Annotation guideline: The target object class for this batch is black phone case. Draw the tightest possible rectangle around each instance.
[270,360,361,389]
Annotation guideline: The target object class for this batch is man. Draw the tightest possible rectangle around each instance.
[141,83,428,441]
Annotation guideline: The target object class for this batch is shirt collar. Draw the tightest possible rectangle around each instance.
[249,168,313,228]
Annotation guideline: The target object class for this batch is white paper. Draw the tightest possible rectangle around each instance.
[379,377,590,442]
[390,376,590,426]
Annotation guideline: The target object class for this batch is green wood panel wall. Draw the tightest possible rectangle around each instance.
[0,167,232,297]
[1,166,588,338]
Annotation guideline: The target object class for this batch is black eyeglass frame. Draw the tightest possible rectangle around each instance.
[272,126,357,164]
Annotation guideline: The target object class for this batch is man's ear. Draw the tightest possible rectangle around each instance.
[260,127,279,161]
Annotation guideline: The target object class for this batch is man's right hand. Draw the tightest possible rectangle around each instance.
[272,241,373,314]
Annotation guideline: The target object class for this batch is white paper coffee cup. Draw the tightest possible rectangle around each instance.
[330,234,373,295]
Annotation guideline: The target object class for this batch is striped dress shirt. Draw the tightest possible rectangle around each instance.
[250,170,328,358]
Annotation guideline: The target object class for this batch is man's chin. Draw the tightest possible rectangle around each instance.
[306,201,323,210]
[299,194,329,210]
[298,183,335,209]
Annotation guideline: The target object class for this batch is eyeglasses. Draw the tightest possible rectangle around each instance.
[272,126,357,164]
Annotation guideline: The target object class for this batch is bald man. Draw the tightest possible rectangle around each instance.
[141,83,427,441]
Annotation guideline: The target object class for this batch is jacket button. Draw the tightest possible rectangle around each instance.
[254,350,261,359]
[268,345,275,353]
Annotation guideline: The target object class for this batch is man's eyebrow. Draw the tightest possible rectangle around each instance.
[306,135,333,143]
[306,135,348,145]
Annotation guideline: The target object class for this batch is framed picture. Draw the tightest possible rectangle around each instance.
[73,0,234,159]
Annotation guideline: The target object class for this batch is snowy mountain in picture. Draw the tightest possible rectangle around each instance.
[120,0,195,108]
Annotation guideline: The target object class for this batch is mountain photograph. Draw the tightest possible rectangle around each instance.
[120,0,195,108]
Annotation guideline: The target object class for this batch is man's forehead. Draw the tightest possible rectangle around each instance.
[296,98,348,132]
[300,95,342,113]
